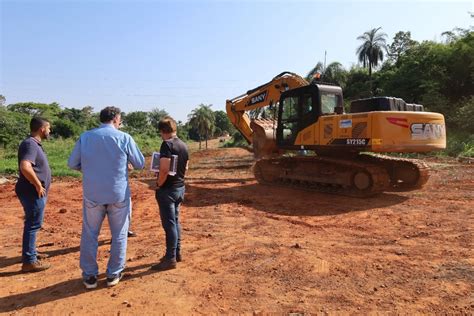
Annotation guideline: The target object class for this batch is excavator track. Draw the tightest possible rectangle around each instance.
[253,155,391,197]
[356,154,430,192]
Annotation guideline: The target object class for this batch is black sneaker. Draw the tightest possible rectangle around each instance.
[127,231,137,238]
[151,258,177,271]
[83,276,97,289]
[106,273,123,287]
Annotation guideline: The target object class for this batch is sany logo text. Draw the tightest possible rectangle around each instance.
[411,123,445,140]
[247,91,267,106]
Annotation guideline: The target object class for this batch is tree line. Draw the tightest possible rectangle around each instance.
[0,100,235,150]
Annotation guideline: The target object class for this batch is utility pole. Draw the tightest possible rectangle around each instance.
[323,50,327,73]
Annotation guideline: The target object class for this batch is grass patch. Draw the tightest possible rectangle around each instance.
[0,135,165,178]
[0,138,81,177]
[132,134,162,156]
[220,133,249,148]
[43,139,82,177]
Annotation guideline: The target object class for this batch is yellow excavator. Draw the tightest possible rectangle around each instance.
[226,71,446,197]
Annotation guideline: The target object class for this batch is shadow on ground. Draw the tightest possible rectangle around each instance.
[0,263,159,313]
[183,181,408,216]
[0,240,110,274]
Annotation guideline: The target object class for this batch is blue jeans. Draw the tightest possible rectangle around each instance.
[80,197,131,279]
[156,186,185,260]
[17,195,47,264]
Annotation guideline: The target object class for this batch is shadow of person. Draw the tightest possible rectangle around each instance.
[0,263,159,313]
[183,182,409,216]
[0,240,110,273]
[137,176,256,191]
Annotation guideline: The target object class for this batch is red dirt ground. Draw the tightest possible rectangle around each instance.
[0,140,473,314]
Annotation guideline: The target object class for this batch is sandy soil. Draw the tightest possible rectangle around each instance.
[0,139,473,314]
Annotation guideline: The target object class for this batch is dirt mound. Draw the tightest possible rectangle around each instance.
[0,144,473,314]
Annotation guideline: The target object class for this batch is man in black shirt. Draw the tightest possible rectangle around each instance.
[15,117,52,273]
[151,117,189,271]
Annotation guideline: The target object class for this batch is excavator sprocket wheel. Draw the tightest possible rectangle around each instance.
[357,154,430,192]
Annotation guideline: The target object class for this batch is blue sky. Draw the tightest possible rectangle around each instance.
[1,0,472,122]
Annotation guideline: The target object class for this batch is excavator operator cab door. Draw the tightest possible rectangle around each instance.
[276,85,320,148]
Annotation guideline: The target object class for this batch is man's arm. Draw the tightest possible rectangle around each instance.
[20,160,46,197]
[67,138,82,171]
[127,137,145,170]
[157,157,170,187]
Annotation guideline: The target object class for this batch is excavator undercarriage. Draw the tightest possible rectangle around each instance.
[253,153,430,197]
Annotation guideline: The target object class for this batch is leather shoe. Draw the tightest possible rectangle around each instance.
[151,258,177,271]
[37,252,50,260]
[22,261,51,273]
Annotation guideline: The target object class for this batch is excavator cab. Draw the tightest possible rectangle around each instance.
[276,84,344,149]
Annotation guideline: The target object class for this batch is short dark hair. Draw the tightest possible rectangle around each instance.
[99,106,121,123]
[30,117,49,133]
[158,116,177,134]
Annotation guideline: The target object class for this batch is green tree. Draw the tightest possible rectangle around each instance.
[214,110,236,137]
[388,31,417,65]
[378,41,449,104]
[52,119,82,138]
[323,62,348,87]
[0,95,5,107]
[343,67,372,101]
[176,120,189,141]
[123,111,150,135]
[306,62,324,82]
[356,27,388,78]
[149,108,169,131]
[0,108,30,148]
[188,104,215,149]
[7,102,61,119]
[443,30,474,102]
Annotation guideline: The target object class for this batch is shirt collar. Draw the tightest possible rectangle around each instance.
[100,123,116,129]
[29,136,43,146]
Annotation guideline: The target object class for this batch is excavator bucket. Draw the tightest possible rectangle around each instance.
[250,119,279,159]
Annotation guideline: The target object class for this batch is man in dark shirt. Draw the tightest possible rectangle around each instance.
[15,117,52,273]
[151,116,189,271]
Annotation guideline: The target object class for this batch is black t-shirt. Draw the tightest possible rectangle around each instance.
[15,137,52,198]
[159,137,188,189]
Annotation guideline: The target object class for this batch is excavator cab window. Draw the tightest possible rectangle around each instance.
[280,96,299,141]
[318,85,344,114]
[302,94,313,115]
[277,85,319,148]
[321,93,338,114]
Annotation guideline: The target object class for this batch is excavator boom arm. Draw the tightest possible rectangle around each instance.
[226,72,308,144]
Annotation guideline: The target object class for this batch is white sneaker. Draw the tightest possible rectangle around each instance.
[83,276,97,289]
[106,273,123,287]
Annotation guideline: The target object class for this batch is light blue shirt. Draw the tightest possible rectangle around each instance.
[67,123,145,204]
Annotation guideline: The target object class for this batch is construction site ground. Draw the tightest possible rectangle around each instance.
[0,139,473,314]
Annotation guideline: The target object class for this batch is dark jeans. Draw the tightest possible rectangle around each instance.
[17,194,47,264]
[156,186,185,260]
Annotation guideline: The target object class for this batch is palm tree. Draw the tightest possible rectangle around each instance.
[356,27,387,78]
[306,62,324,82]
[188,104,215,149]
[323,62,347,88]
